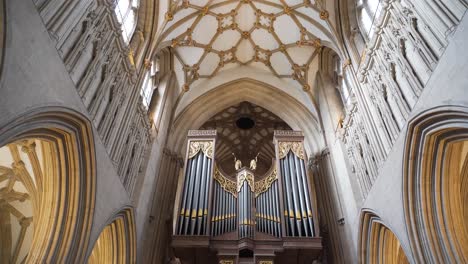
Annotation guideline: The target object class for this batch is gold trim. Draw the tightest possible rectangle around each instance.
[237,171,254,192]
[214,166,237,197]
[254,168,278,197]
[188,141,214,159]
[278,141,305,160]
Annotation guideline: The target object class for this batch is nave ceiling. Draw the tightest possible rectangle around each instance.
[152,0,340,99]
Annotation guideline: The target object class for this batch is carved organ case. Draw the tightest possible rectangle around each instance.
[173,130,322,263]
[177,130,217,236]
[274,131,317,237]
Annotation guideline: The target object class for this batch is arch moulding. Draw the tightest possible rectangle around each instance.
[0,106,96,263]
[169,78,324,156]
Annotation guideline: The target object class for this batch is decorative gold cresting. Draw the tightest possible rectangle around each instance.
[219,260,234,264]
[214,166,237,197]
[237,170,255,192]
[255,169,278,197]
[278,141,305,160]
[188,141,214,159]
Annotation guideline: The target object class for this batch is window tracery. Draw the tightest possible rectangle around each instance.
[114,0,139,43]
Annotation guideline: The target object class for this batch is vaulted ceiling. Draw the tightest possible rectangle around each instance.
[200,101,291,176]
[154,0,339,94]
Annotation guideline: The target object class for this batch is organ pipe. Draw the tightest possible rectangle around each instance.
[176,130,316,241]
[274,130,316,237]
[211,165,237,237]
[176,131,216,236]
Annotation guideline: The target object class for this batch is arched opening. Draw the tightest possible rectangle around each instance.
[169,78,323,156]
[88,208,136,264]
[0,108,96,263]
[359,211,409,264]
[404,107,468,263]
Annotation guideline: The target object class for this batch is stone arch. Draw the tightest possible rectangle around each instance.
[88,207,136,264]
[403,106,468,263]
[169,78,324,156]
[359,210,410,264]
[0,107,96,263]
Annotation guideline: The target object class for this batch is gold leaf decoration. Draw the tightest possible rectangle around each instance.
[278,141,305,160]
[255,169,278,197]
[188,141,213,159]
[213,166,237,197]
[237,171,255,192]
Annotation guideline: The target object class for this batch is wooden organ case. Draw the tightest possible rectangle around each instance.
[172,130,322,264]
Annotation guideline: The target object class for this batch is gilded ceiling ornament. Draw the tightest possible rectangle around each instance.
[214,166,237,197]
[320,10,329,20]
[237,171,255,192]
[255,169,278,197]
[171,39,179,47]
[165,12,174,21]
[312,38,322,48]
[302,84,310,91]
[188,141,213,159]
[278,141,305,159]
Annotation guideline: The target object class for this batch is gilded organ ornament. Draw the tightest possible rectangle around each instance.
[278,141,305,160]
[188,141,214,159]
[254,169,278,197]
[213,166,237,197]
[237,171,255,192]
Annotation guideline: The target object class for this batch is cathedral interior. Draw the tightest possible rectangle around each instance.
[0,0,468,263]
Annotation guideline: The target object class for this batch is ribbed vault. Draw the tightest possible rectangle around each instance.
[154,0,338,91]
[200,101,291,176]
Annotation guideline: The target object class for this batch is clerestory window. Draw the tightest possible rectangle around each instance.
[114,0,139,43]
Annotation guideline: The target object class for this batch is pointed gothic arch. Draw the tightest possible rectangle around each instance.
[0,107,96,263]
[169,78,324,157]
[88,207,136,264]
[359,210,409,264]
[403,107,468,263]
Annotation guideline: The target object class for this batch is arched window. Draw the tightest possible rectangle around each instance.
[356,0,383,41]
[140,59,160,109]
[114,0,139,43]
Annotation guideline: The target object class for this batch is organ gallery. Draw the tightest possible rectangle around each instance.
[173,130,320,263]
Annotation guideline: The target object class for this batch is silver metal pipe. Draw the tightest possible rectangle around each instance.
[273,181,281,237]
[190,153,204,235]
[178,157,193,234]
[269,183,274,236]
[281,158,295,236]
[184,153,200,235]
[196,155,208,235]
[287,153,302,237]
[293,154,310,236]
[299,158,314,236]
[211,182,218,236]
[203,158,212,235]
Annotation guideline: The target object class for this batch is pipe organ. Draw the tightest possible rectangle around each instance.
[177,131,216,236]
[277,142,315,237]
[237,168,255,239]
[255,168,281,237]
[212,167,237,236]
[173,130,322,263]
